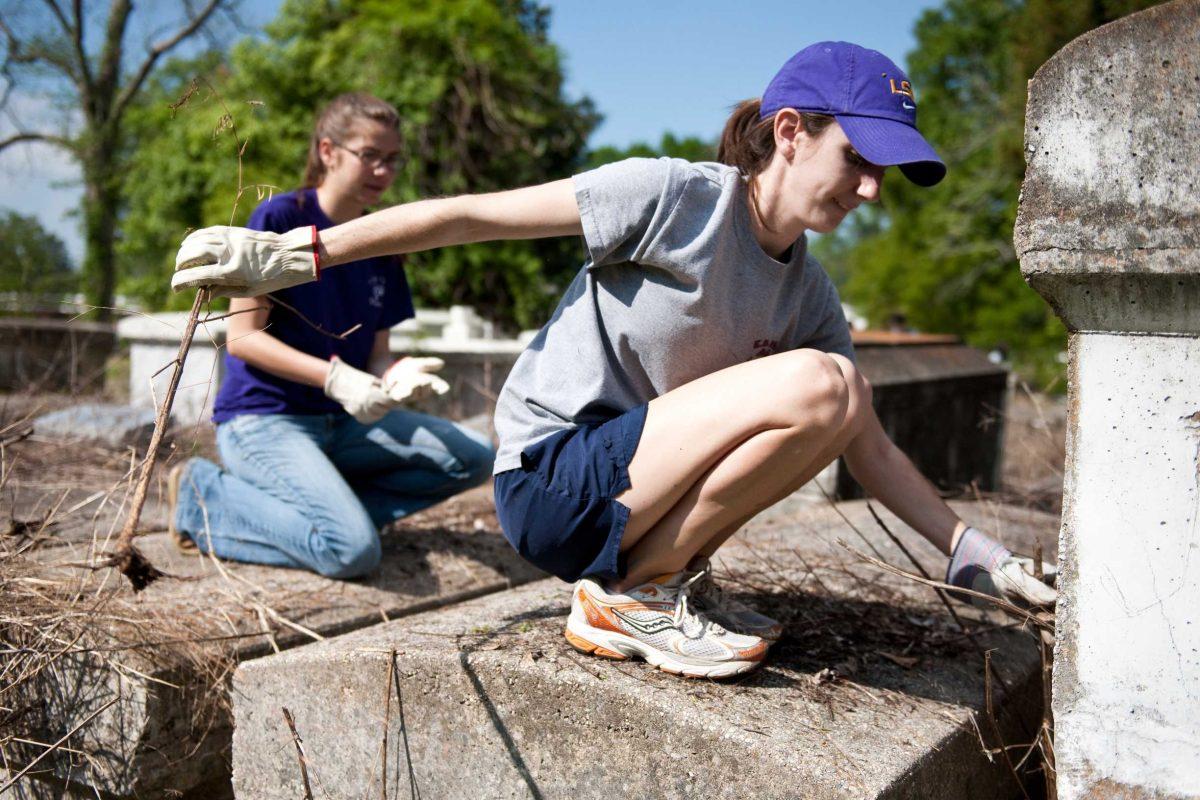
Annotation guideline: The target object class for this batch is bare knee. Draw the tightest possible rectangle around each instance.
[775,350,850,430]
[827,353,873,433]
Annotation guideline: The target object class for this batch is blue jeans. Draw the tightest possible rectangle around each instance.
[174,411,494,578]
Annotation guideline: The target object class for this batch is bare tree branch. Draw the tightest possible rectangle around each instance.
[0,130,70,153]
[38,0,93,90]
[95,0,132,115]
[112,0,223,122]
[0,12,81,86]
[38,0,71,39]
[43,0,93,92]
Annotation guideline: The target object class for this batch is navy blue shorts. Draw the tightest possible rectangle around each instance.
[494,404,648,583]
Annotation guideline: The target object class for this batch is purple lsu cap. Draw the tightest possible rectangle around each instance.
[761,41,946,187]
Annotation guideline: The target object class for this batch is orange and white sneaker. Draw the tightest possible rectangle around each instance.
[564,571,768,678]
[688,558,784,642]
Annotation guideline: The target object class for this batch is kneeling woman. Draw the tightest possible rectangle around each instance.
[172,44,1055,673]
[169,93,495,578]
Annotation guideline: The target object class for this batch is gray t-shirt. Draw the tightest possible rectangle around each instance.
[492,157,855,473]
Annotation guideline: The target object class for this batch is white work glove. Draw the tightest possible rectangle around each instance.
[974,555,1058,608]
[947,526,1058,608]
[381,356,450,403]
[324,357,396,423]
[172,225,319,298]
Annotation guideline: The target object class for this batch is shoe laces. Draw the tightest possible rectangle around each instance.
[690,562,723,607]
[671,570,726,638]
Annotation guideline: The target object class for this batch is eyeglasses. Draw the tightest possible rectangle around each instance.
[332,141,400,171]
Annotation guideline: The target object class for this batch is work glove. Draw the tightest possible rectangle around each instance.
[947,526,1058,608]
[381,356,450,403]
[973,554,1058,608]
[323,357,397,423]
[172,225,319,297]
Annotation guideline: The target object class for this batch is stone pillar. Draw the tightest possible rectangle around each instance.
[1014,2,1200,797]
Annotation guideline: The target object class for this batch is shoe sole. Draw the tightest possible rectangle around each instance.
[709,616,782,642]
[564,615,763,679]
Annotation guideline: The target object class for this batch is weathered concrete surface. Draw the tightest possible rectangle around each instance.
[8,485,544,799]
[1054,335,1200,799]
[233,499,1055,800]
[1015,2,1200,797]
[1014,0,1200,335]
[33,403,157,451]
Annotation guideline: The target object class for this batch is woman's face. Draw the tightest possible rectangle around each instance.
[779,118,886,234]
[319,119,401,208]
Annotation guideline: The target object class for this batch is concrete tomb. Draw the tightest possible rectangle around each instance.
[1015,1,1200,796]
[233,499,1056,800]
[7,487,543,799]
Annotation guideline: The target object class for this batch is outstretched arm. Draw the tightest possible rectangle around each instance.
[172,179,583,297]
[320,179,582,266]
[841,411,965,555]
[842,409,1057,606]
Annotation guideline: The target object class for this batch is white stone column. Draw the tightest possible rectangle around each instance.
[1015,2,1200,797]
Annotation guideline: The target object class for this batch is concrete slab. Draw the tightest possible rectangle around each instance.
[233,499,1056,800]
[6,485,544,799]
[33,404,158,452]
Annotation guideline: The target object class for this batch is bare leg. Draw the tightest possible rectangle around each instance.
[612,351,871,590]
[693,354,870,558]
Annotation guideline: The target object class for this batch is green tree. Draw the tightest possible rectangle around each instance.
[0,210,77,301]
[813,0,1164,384]
[584,132,715,170]
[119,0,599,330]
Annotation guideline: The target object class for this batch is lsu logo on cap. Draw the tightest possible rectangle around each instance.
[889,78,915,99]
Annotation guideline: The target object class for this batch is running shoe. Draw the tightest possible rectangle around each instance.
[165,461,196,552]
[688,557,784,642]
[564,571,768,678]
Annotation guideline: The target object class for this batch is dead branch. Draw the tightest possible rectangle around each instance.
[985,650,1032,800]
[834,539,1054,632]
[102,289,208,590]
[112,0,225,122]
[282,706,315,800]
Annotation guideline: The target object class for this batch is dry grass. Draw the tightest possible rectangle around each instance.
[0,383,1067,797]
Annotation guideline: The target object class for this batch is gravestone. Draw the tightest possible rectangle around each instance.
[1014,1,1200,796]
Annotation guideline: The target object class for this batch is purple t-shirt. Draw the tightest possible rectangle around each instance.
[212,189,414,423]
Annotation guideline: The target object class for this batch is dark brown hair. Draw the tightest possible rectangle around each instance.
[301,92,401,190]
[717,98,836,181]
[718,99,835,229]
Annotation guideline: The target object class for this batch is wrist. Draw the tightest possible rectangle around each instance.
[368,351,396,378]
[279,226,321,280]
[949,521,969,554]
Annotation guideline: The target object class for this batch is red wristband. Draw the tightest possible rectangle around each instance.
[310,225,321,279]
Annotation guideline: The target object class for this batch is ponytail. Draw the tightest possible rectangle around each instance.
[717,99,776,179]
[718,99,837,229]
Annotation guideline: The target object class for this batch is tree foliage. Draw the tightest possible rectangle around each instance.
[584,132,715,170]
[0,211,76,300]
[120,0,599,330]
[811,0,1165,385]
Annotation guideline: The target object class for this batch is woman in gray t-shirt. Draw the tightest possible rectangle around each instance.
[171,42,1056,679]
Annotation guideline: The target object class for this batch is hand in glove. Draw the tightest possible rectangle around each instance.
[172,225,319,297]
[947,526,1058,608]
[381,356,450,403]
[324,357,396,423]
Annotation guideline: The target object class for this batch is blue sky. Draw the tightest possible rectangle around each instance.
[0,0,938,262]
